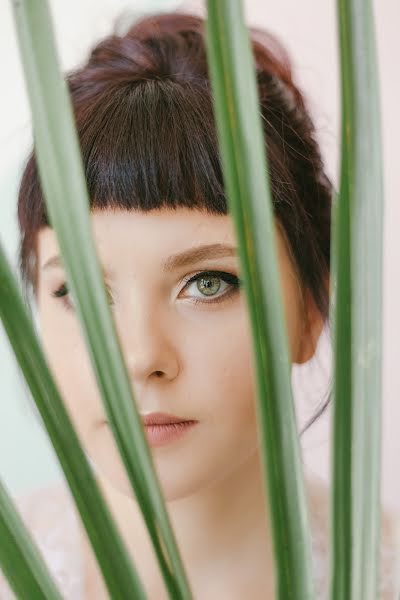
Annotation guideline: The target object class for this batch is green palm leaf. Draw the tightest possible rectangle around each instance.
[331,0,383,598]
[9,0,192,598]
[205,2,315,598]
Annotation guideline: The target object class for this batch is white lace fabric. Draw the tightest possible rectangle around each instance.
[0,479,398,599]
[0,482,84,599]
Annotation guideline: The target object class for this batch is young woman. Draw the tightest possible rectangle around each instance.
[1,10,397,599]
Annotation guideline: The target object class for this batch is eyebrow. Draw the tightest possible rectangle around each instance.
[41,243,238,275]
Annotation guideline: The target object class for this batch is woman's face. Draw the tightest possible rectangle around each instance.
[36,207,321,501]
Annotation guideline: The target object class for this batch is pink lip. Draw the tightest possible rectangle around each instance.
[141,412,198,447]
[141,412,189,425]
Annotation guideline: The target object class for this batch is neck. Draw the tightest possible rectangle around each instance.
[167,451,272,566]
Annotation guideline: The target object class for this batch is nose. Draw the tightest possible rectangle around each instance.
[113,298,180,385]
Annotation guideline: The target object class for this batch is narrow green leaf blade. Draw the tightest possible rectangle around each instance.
[331,0,383,598]
[0,241,147,600]
[10,1,192,598]
[205,2,315,598]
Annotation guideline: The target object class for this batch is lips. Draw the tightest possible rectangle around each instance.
[141,412,198,447]
[141,412,193,426]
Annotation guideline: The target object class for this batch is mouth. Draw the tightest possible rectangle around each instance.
[141,412,198,447]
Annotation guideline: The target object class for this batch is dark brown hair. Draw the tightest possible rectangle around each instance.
[17,10,332,321]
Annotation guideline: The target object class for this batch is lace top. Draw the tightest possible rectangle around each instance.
[0,478,398,599]
[0,482,83,599]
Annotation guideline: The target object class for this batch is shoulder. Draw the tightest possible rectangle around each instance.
[306,475,399,599]
[0,479,83,600]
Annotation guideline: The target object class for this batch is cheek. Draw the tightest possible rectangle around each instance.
[150,304,260,499]
[184,303,258,434]
[38,306,100,438]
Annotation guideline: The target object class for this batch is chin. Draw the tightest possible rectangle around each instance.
[87,423,214,502]
[87,446,204,503]
[87,426,251,504]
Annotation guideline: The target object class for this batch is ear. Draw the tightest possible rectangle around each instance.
[295,286,326,364]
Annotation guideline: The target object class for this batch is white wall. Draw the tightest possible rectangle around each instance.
[1,0,399,518]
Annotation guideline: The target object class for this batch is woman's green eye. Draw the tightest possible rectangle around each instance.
[183,270,241,304]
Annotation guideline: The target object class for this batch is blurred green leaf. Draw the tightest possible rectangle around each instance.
[10,0,192,598]
[331,0,383,598]
[205,2,315,598]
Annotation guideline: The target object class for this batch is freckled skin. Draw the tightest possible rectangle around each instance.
[35,207,324,598]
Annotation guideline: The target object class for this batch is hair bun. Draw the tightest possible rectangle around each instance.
[81,12,207,86]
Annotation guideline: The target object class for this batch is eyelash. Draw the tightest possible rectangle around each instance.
[51,270,241,311]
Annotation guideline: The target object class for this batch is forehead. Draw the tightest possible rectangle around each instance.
[36,207,237,273]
